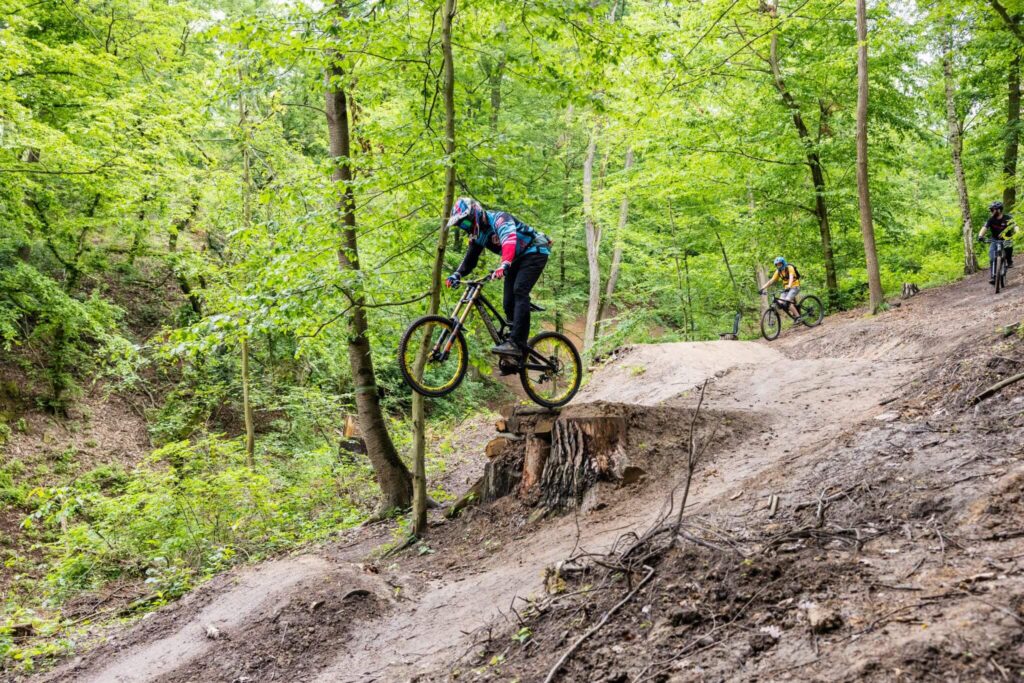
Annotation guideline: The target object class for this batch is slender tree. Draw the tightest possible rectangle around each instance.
[1005,56,1021,210]
[325,3,413,512]
[856,0,885,313]
[944,30,979,274]
[411,0,457,536]
[582,121,602,353]
[597,145,633,330]
[764,6,839,306]
[239,80,256,465]
[989,2,1022,209]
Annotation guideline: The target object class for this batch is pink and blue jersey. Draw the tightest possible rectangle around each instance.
[469,210,551,263]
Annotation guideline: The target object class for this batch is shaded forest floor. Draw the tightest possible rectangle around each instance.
[16,268,1024,682]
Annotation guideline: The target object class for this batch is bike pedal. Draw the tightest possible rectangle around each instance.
[498,361,520,376]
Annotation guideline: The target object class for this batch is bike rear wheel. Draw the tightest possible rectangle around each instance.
[760,308,781,341]
[398,315,468,398]
[798,295,824,327]
[519,332,582,408]
[996,255,1004,293]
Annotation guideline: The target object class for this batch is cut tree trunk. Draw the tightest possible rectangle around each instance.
[325,19,412,512]
[944,39,979,275]
[856,0,884,313]
[540,416,628,510]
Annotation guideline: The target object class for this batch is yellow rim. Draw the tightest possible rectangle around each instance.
[525,337,579,404]
[404,320,463,393]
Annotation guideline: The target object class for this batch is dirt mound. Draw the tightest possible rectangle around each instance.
[154,580,384,683]
[578,342,782,406]
[38,556,390,683]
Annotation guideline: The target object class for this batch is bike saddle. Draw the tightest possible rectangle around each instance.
[530,302,545,312]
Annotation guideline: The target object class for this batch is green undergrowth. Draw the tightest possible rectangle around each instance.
[0,430,379,671]
[0,390,494,673]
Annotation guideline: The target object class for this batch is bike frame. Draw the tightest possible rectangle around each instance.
[771,294,802,321]
[989,239,1008,273]
[432,277,557,375]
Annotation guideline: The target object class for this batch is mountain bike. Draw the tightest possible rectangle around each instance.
[398,275,582,408]
[760,290,824,341]
[982,238,1010,293]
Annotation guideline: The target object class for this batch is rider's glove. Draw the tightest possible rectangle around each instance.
[492,262,510,280]
[445,272,461,288]
[758,288,765,295]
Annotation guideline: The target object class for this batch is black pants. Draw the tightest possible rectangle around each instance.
[503,253,548,348]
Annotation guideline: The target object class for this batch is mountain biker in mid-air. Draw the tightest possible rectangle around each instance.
[979,201,1016,283]
[759,256,802,320]
[445,197,552,363]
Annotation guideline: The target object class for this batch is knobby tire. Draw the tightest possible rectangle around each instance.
[398,315,468,398]
[761,308,781,341]
[519,331,582,408]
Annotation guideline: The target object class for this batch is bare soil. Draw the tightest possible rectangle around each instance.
[19,269,1024,683]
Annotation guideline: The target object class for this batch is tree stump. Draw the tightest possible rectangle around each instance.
[901,282,920,299]
[519,435,551,496]
[540,416,628,510]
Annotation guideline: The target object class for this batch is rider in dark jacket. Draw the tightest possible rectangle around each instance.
[445,197,551,358]
[979,201,1016,282]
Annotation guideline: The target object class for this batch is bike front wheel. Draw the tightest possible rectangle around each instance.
[398,315,468,398]
[996,256,1005,293]
[760,308,781,341]
[798,295,824,327]
[520,332,582,408]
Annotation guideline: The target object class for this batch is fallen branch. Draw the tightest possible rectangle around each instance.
[971,371,1024,404]
[542,565,655,683]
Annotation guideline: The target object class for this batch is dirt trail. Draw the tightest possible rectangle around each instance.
[29,270,1024,683]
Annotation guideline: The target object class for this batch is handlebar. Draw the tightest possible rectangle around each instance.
[449,273,493,289]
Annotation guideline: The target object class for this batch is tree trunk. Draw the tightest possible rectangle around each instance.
[756,264,768,315]
[241,337,255,466]
[715,230,739,308]
[582,121,602,353]
[487,54,505,135]
[674,256,688,333]
[411,0,457,537]
[944,40,978,275]
[127,195,151,267]
[748,187,769,315]
[325,23,413,512]
[239,79,256,466]
[856,0,884,313]
[1005,55,1021,211]
[168,198,203,316]
[768,33,839,306]
[597,145,633,331]
[684,252,693,335]
[556,105,574,337]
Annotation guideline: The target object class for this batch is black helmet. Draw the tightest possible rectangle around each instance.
[990,201,1004,212]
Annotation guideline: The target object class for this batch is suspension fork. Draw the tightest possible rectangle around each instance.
[439,285,480,356]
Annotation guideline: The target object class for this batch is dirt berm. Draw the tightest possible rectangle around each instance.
[25,270,1024,682]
